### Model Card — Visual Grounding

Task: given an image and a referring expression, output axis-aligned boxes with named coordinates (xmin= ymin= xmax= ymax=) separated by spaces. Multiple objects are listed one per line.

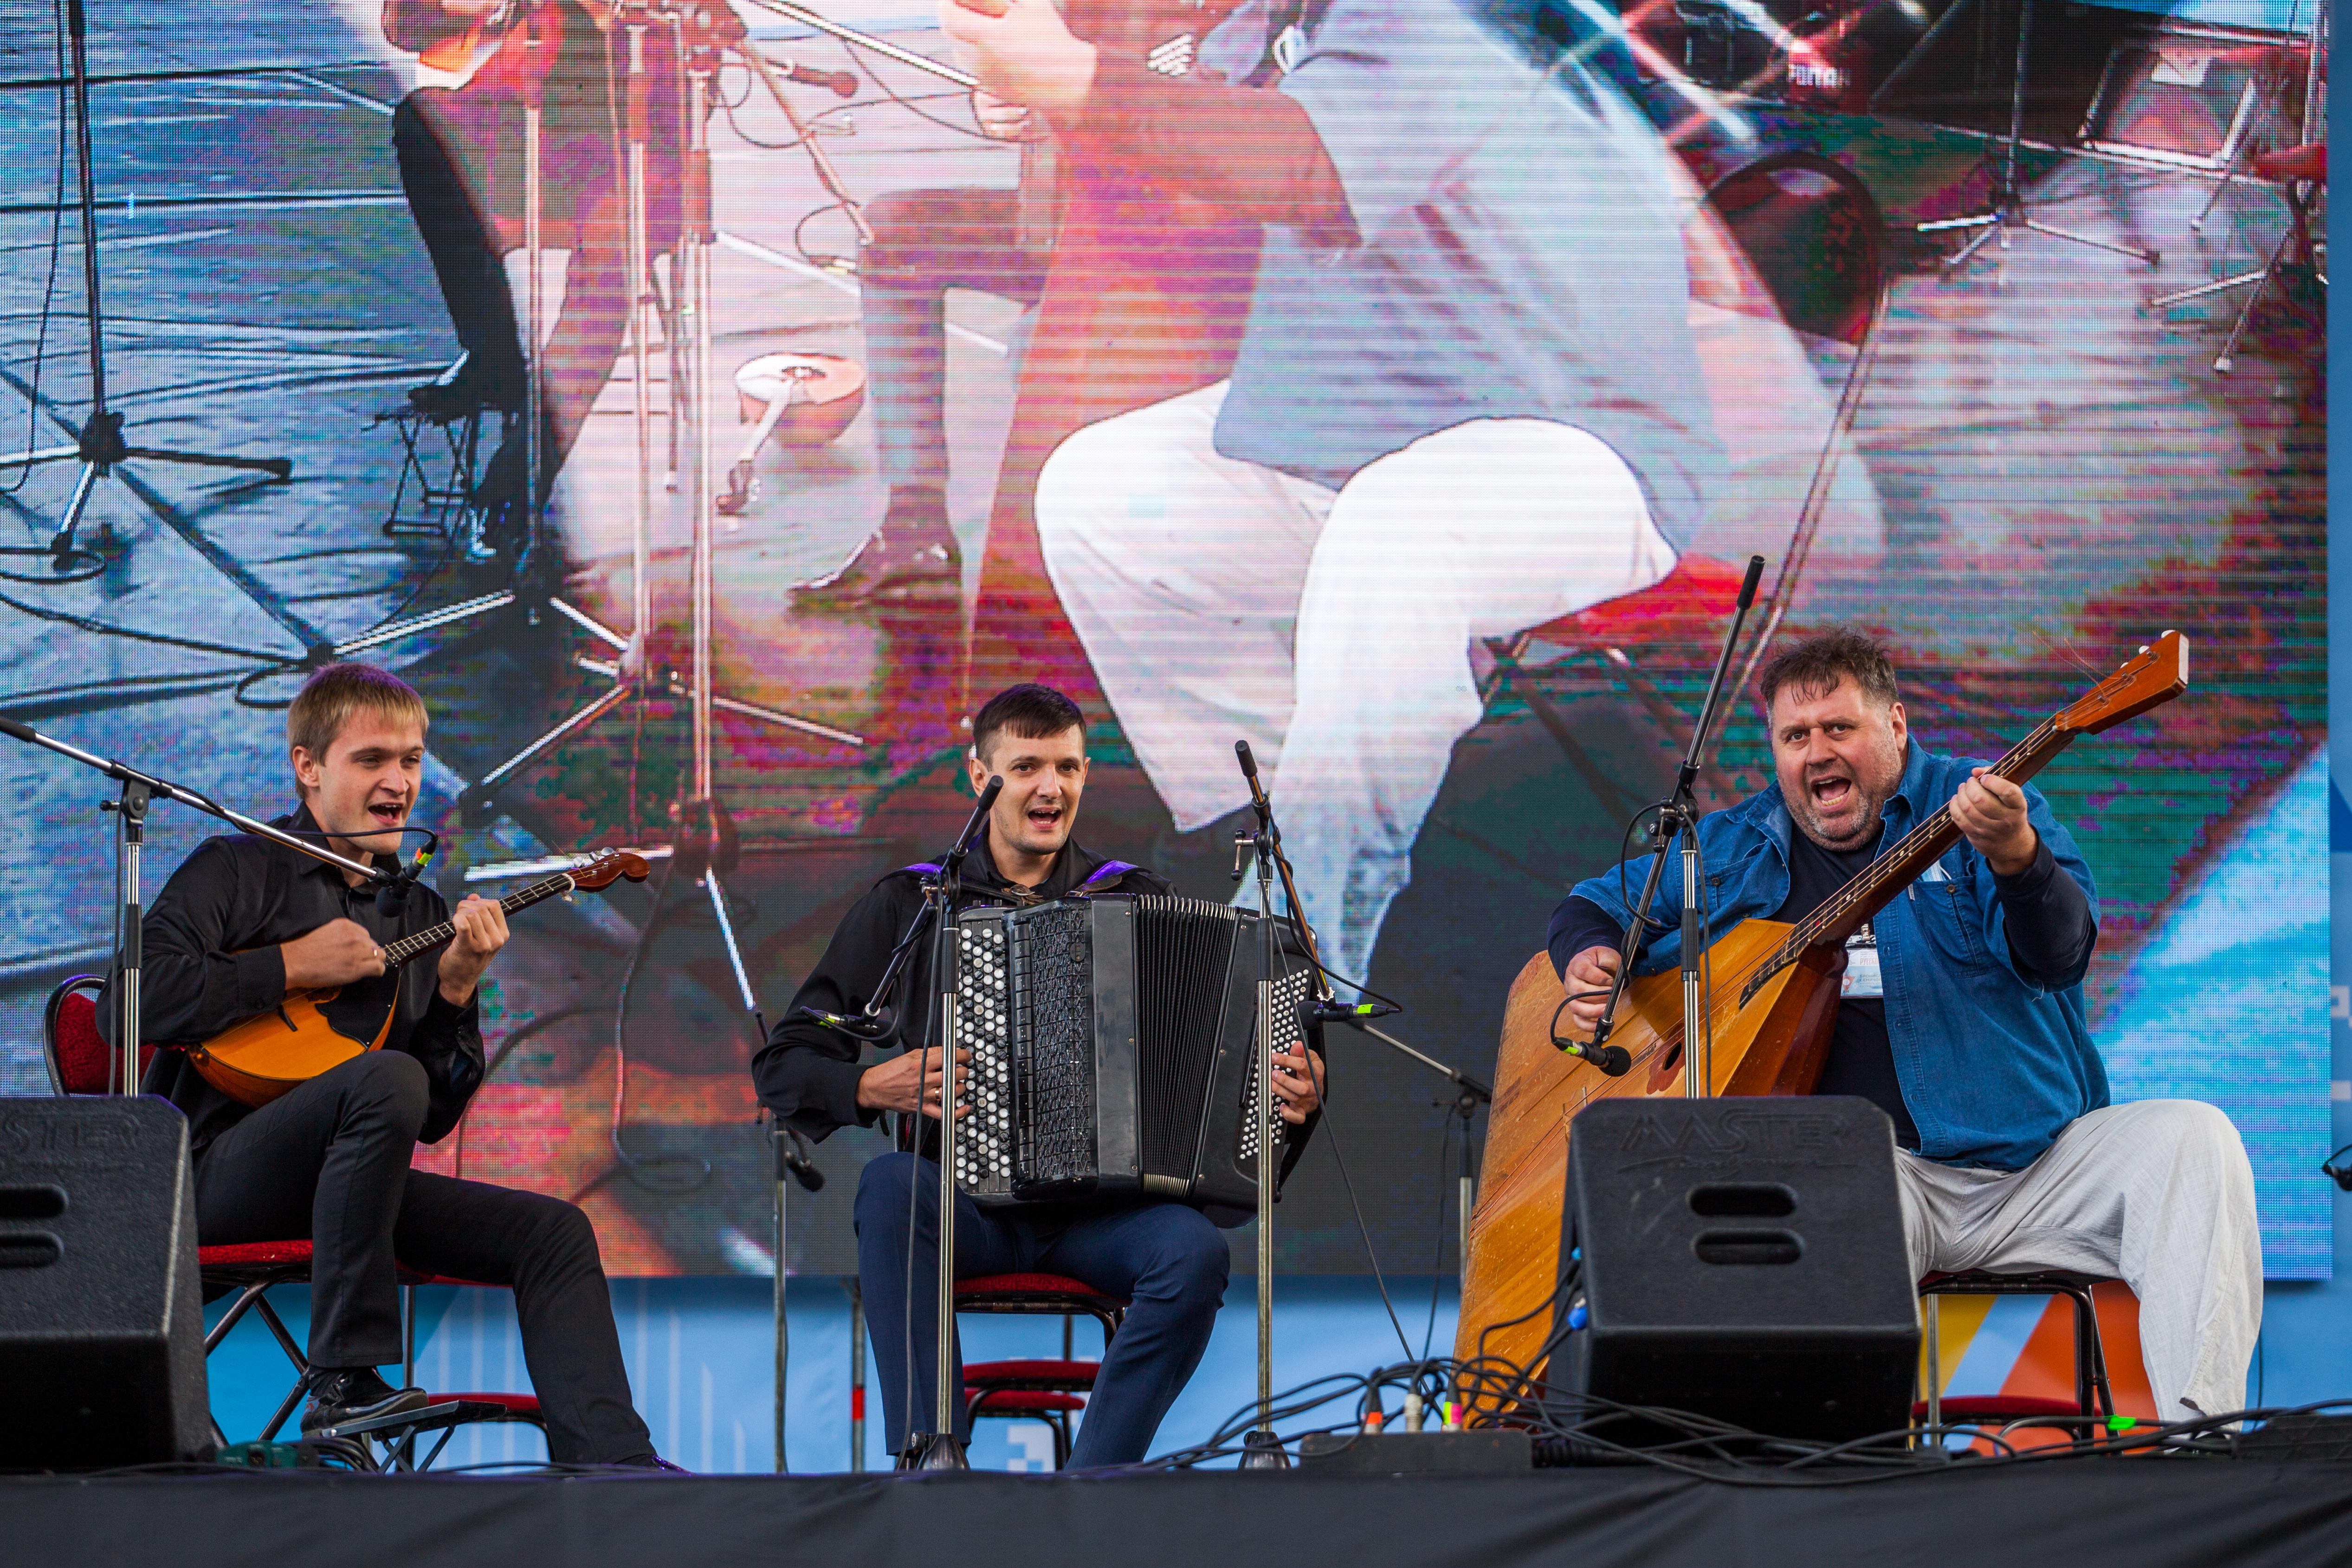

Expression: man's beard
xmin=1793 ymin=788 xmax=1887 ymax=851
xmin=1790 ymin=738 xmax=1904 ymax=852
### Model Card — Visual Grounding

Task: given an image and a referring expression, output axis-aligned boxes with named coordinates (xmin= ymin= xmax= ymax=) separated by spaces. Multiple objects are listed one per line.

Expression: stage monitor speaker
xmin=2079 ymin=23 xmax=2283 ymax=171
xmin=0 ymin=1097 xmax=211 ymax=1469
xmin=1550 ymin=1096 xmax=1918 ymax=1445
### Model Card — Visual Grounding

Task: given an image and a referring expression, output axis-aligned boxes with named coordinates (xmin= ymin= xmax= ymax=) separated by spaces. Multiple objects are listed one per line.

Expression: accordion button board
xmin=951 ymin=894 xmax=1312 ymax=1209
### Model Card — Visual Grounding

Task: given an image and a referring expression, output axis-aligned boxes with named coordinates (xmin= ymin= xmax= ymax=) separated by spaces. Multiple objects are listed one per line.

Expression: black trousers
xmin=859 ymin=188 xmax=1048 ymax=493
xmin=391 ymin=89 xmax=632 ymax=503
xmin=193 ymin=1052 xmax=653 ymax=1465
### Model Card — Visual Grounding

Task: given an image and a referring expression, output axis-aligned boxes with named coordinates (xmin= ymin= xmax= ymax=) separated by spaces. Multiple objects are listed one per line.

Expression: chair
xmin=1480 ymin=151 xmax=1890 ymax=784
xmin=952 ymin=1272 xmax=1128 ymax=1471
xmin=2151 ymin=141 xmax=2326 ymax=375
xmin=1916 ymin=1269 xmax=2119 ymax=1437
xmin=965 ymin=1372 xmax=1091 ymax=1469
xmin=41 ymin=977 xmax=546 ymax=1469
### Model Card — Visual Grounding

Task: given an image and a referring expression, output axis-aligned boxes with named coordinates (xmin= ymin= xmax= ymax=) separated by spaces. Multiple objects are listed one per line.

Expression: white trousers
xmin=1037 ymin=381 xmax=1675 ymax=986
xmin=1898 ymin=1099 xmax=2262 ymax=1423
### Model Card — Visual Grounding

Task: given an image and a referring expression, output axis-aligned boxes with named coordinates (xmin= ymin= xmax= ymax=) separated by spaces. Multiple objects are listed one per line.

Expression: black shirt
xmin=1779 ymin=827 xmax=1915 ymax=1147
xmin=753 ymin=833 xmax=1321 ymax=1187
xmin=1550 ymin=828 xmax=2098 ymax=1151
xmin=97 ymin=804 xmax=484 ymax=1155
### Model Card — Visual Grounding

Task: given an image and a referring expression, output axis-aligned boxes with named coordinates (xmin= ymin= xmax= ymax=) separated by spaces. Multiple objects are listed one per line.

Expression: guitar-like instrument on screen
xmin=1453 ymin=632 xmax=2190 ymax=1416
xmin=186 ymin=849 xmax=651 ymax=1108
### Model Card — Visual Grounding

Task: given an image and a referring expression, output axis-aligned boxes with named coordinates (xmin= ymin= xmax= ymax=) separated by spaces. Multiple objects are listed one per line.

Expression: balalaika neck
xmin=377 ymin=871 xmax=577 ymax=968
xmin=1738 ymin=721 xmax=2076 ymax=1004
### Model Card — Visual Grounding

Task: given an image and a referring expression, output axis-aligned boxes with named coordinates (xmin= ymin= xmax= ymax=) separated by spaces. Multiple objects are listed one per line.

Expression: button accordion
xmin=949 ymin=895 xmax=1312 ymax=1208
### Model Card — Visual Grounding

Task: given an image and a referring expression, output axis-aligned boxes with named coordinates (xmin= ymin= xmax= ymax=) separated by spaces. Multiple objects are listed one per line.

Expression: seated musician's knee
xmin=1136 ymin=1204 xmax=1230 ymax=1310
xmin=527 ymin=1194 xmax=603 ymax=1268
xmin=336 ymin=1050 xmax=429 ymax=1134
xmin=853 ymin=1152 xmax=923 ymax=1237
xmin=1036 ymin=406 xmax=1201 ymax=560
xmin=2128 ymin=1099 xmax=2249 ymax=1176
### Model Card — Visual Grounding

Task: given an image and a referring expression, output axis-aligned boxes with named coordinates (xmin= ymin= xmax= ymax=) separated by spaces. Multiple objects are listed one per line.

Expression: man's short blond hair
xmin=287 ymin=663 xmax=428 ymax=794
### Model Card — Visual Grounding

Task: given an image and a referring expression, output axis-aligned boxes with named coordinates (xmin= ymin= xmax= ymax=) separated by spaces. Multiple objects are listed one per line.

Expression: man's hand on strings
xmin=857 ymin=1047 xmax=972 ymax=1119
xmin=1564 ymin=944 xmax=1622 ymax=1037
xmin=940 ymin=0 xmax=1097 ymax=121
xmin=437 ymin=894 xmax=510 ymax=1005
xmin=1950 ymin=767 xmax=2038 ymax=876
xmin=973 ymin=88 xmax=1043 ymax=141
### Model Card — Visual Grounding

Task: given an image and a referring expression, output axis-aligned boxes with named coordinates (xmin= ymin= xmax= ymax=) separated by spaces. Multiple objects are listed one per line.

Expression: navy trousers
xmin=855 ymin=1152 xmax=1229 ymax=1467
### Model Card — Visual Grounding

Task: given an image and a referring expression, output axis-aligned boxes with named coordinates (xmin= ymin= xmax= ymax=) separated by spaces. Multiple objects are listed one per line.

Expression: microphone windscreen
xmin=1235 ymin=739 xmax=1258 ymax=780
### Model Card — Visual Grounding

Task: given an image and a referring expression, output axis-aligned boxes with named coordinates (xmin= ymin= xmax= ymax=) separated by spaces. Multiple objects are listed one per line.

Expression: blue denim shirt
xmin=1552 ymin=742 xmax=2106 ymax=1171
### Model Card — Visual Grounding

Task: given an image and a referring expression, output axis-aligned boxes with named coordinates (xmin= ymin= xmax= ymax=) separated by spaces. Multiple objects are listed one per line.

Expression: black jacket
xmin=753 ymin=834 xmax=1320 ymax=1188
xmin=98 ymin=805 xmax=484 ymax=1154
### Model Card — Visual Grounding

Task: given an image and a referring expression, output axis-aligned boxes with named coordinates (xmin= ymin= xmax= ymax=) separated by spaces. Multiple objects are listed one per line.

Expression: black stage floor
xmin=12 ymin=1461 xmax=2352 ymax=1568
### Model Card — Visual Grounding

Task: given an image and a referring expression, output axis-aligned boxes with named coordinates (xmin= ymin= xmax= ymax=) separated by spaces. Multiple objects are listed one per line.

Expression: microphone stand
xmin=1227 ymin=744 xmax=1494 ymax=1309
xmin=1579 ymin=555 xmax=1766 ymax=1097
xmin=797 ymin=774 xmax=1000 ymax=1470
xmin=770 ymin=1113 xmax=822 ymax=1473
xmin=897 ymin=773 xmax=998 ymax=1471
xmin=0 ymin=0 xmax=292 ymax=583
xmin=0 ymin=712 xmax=395 ymax=1096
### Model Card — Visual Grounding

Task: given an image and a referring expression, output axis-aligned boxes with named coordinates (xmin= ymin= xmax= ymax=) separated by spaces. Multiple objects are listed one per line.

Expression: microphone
xmin=1736 ymin=553 xmax=1765 ymax=610
xmin=775 ymin=1127 xmax=826 ymax=1193
xmin=1566 ymin=1040 xmax=1633 ymax=1077
xmin=1235 ymin=738 xmax=1259 ymax=781
xmin=969 ymin=773 xmax=1004 ymax=823
xmin=767 ymin=54 xmax=859 ymax=96
xmin=374 ymin=848 xmax=430 ymax=917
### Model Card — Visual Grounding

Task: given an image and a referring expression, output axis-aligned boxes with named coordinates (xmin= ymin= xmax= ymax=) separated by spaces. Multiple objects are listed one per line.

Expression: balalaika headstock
xmin=2053 ymin=630 xmax=2189 ymax=736
xmin=567 ymin=848 xmax=654 ymax=891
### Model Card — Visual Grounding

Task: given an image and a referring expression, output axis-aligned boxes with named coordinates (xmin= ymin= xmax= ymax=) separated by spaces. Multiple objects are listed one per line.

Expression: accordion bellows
xmin=950 ymin=895 xmax=1310 ymax=1208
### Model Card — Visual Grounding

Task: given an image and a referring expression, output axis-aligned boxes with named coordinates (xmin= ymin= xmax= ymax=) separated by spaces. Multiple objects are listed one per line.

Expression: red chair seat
xmin=2253 ymin=143 xmax=2326 ymax=183
xmin=1520 ymin=553 xmax=1747 ymax=652
xmin=968 ymin=1388 xmax=1086 ymax=1417
xmin=198 ymin=1241 xmax=316 ymax=1285
xmin=434 ymin=1391 xmax=544 ymax=1421
xmin=963 ymin=1358 xmax=1101 ymax=1393
xmin=955 ymin=1273 xmax=1128 ymax=1312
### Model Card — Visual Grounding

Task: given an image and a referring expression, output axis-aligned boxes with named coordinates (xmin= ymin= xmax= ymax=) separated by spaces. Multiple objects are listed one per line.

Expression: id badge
xmin=1842 ymin=928 xmax=1883 ymax=999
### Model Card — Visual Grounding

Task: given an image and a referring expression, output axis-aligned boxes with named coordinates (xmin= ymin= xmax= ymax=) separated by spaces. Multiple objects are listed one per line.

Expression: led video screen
xmin=0 ymin=0 xmax=2327 ymax=1278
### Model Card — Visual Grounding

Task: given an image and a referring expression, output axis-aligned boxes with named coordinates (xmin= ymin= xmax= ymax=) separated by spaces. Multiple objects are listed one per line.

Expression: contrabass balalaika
xmin=949 ymin=894 xmax=1312 ymax=1208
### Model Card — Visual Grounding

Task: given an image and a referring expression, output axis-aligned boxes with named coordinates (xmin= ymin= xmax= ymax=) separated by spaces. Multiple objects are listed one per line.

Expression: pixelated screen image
xmin=0 ymin=0 xmax=2326 ymax=1277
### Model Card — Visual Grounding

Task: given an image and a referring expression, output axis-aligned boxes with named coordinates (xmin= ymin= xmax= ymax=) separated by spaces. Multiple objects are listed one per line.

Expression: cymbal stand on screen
xmin=458 ymin=0 xmax=862 ymax=834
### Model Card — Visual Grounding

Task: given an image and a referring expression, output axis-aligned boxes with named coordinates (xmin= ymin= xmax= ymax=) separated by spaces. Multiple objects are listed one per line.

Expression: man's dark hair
xmin=971 ymin=683 xmax=1085 ymax=761
xmin=1755 ymin=628 xmax=1900 ymax=717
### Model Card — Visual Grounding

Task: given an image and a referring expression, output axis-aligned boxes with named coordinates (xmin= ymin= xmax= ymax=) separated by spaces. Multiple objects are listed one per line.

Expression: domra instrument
xmin=185 ymin=849 xmax=650 ymax=1108
xmin=1454 ymin=633 xmax=2190 ymax=1416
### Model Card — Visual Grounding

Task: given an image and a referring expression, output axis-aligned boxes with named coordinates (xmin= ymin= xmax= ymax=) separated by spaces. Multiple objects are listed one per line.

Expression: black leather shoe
xmin=300 ymin=1368 xmax=431 ymax=1434
xmin=408 ymin=350 xmax=523 ymax=422
xmin=796 ymin=486 xmax=960 ymax=611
